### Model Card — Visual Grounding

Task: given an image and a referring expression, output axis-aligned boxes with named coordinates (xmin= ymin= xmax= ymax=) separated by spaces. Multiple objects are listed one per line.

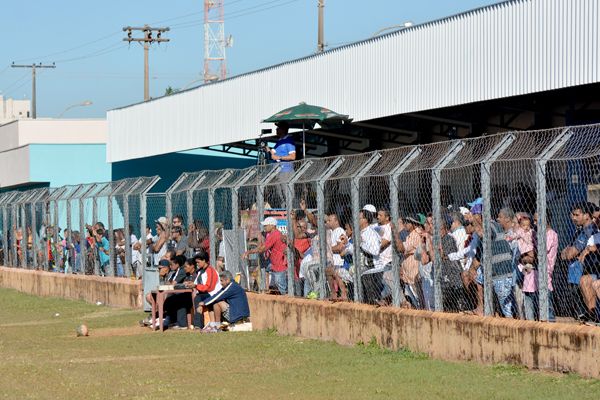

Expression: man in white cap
xmin=243 ymin=217 xmax=288 ymax=294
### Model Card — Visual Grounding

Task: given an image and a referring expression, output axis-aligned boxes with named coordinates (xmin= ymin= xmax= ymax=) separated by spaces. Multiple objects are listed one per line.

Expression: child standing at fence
xmin=515 ymin=213 xmax=539 ymax=320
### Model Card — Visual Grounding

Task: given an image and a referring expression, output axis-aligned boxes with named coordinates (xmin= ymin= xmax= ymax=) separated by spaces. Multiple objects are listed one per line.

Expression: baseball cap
xmin=261 ymin=217 xmax=278 ymax=226
xmin=405 ymin=214 xmax=424 ymax=226
xmin=470 ymin=204 xmax=483 ymax=215
xmin=155 ymin=216 xmax=168 ymax=225
xmin=158 ymin=259 xmax=170 ymax=267
xmin=362 ymin=204 xmax=376 ymax=213
xmin=459 ymin=207 xmax=471 ymax=216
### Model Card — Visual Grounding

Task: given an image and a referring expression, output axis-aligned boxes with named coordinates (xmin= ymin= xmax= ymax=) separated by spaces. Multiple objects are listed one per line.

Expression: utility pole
xmin=10 ymin=62 xmax=55 ymax=119
xmin=317 ymin=0 xmax=325 ymax=53
xmin=123 ymin=25 xmax=170 ymax=101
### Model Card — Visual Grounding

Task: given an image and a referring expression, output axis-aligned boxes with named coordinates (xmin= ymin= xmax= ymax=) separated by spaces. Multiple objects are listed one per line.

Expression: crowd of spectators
xmin=251 ymin=197 xmax=600 ymax=325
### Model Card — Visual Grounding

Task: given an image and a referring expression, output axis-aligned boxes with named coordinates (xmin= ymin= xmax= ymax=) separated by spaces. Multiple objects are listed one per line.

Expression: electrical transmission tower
xmin=204 ymin=0 xmax=232 ymax=83
xmin=123 ymin=25 xmax=170 ymax=101
xmin=11 ymin=62 xmax=55 ymax=119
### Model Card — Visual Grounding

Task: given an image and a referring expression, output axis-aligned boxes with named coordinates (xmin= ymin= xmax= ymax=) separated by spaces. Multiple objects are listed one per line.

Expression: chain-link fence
xmin=3 ymin=124 xmax=600 ymax=324
xmin=0 ymin=177 xmax=159 ymax=278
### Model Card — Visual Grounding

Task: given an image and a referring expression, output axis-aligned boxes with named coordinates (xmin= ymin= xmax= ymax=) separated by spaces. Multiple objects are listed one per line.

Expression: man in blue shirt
xmin=561 ymin=201 xmax=598 ymax=320
xmin=199 ymin=270 xmax=250 ymax=332
xmin=265 ymin=122 xmax=296 ymax=207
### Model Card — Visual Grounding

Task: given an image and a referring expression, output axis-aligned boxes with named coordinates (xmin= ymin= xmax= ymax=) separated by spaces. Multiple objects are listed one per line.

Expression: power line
xmin=1 ymin=70 xmax=31 ymax=93
xmin=53 ymin=43 xmax=124 ymax=64
xmin=150 ymin=0 xmax=247 ymax=25
xmin=12 ymin=32 xmax=121 ymax=63
xmin=171 ymin=0 xmax=300 ymax=30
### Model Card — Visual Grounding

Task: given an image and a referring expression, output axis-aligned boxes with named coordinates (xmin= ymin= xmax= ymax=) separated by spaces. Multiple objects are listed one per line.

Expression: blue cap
xmin=467 ymin=197 xmax=483 ymax=207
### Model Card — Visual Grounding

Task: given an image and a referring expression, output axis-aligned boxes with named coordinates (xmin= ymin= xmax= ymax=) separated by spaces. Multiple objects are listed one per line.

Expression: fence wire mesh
xmin=3 ymin=124 xmax=600 ymax=324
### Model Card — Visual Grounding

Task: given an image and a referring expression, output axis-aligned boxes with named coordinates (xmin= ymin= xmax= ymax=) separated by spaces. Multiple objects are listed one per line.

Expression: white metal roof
xmin=107 ymin=0 xmax=600 ymax=162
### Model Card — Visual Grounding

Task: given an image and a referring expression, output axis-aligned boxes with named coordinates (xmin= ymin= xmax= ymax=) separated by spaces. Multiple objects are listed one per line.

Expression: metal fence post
xmin=432 ymin=141 xmax=465 ymax=312
xmin=1 ymin=198 xmax=8 ymax=266
xmin=30 ymin=201 xmax=37 ymax=269
xmin=208 ymin=171 xmax=234 ymax=268
xmin=107 ymin=193 xmax=115 ymax=276
xmin=388 ymin=147 xmax=422 ymax=307
xmin=230 ymin=169 xmax=256 ymax=288
xmin=20 ymin=199 xmax=27 ymax=268
xmin=256 ymin=165 xmax=281 ymax=292
xmin=480 ymin=134 xmax=516 ymax=316
xmin=350 ymin=153 xmax=382 ymax=303
xmin=12 ymin=203 xmax=19 ymax=267
xmin=123 ymin=179 xmax=146 ymax=278
xmin=285 ymin=161 xmax=313 ymax=297
xmin=79 ymin=184 xmax=97 ymax=275
xmin=536 ymin=128 xmax=572 ymax=321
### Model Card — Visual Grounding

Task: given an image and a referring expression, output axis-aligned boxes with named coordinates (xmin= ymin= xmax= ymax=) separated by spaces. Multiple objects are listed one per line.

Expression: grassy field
xmin=1 ymin=288 xmax=599 ymax=400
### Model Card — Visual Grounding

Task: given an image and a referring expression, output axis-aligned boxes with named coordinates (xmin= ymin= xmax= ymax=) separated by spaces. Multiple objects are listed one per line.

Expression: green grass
xmin=0 ymin=288 xmax=599 ymax=399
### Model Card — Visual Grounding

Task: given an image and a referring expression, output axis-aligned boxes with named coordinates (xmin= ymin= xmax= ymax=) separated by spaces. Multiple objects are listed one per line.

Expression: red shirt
xmin=294 ymin=237 xmax=311 ymax=279
xmin=264 ymin=229 xmax=287 ymax=272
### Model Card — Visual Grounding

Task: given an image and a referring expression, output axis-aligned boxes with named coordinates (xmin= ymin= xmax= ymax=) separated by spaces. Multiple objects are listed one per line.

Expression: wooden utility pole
xmin=123 ymin=25 xmax=170 ymax=101
xmin=317 ymin=0 xmax=325 ymax=53
xmin=10 ymin=62 xmax=56 ymax=119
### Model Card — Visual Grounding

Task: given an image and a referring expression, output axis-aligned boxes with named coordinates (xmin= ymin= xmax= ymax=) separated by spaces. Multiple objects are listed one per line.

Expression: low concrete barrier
xmin=1 ymin=267 xmax=598 ymax=378
xmin=0 ymin=266 xmax=141 ymax=308
xmin=247 ymin=293 xmax=600 ymax=379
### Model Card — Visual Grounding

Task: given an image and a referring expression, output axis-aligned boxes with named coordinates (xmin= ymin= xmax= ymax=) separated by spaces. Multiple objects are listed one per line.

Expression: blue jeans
xmin=419 ymin=263 xmax=435 ymax=311
xmin=523 ymin=292 xmax=538 ymax=321
xmin=270 ymin=271 xmax=288 ymax=295
xmin=492 ymin=274 xmax=514 ymax=318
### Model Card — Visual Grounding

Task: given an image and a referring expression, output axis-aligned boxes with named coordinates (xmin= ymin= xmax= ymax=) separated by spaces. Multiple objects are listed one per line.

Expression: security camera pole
xmin=122 ymin=25 xmax=170 ymax=101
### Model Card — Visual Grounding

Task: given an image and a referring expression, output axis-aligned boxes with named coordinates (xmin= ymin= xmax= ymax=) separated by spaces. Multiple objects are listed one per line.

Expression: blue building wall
xmin=29 ymin=144 xmax=111 ymax=187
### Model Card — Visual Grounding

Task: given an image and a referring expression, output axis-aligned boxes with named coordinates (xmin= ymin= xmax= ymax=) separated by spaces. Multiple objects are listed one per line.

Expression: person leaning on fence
xmin=377 ymin=209 xmax=394 ymax=304
xmin=357 ymin=207 xmax=383 ymax=304
xmin=438 ymin=215 xmax=465 ymax=312
xmin=577 ymin=227 xmax=600 ymax=324
xmin=528 ymin=211 xmax=559 ymax=322
xmin=170 ymin=225 xmax=188 ymax=257
xmin=93 ymin=227 xmax=110 ymax=276
xmin=561 ymin=201 xmax=598 ymax=321
xmin=476 ymin=205 xmax=515 ymax=318
xmin=325 ymin=212 xmax=349 ymax=301
xmin=243 ymin=217 xmax=288 ymax=295
xmin=190 ymin=250 xmax=222 ymax=329
xmin=151 ymin=217 xmax=169 ymax=266
xmin=198 ymin=270 xmax=250 ymax=333
xmin=394 ymin=214 xmax=424 ymax=308
xmin=187 ymin=219 xmax=210 ymax=258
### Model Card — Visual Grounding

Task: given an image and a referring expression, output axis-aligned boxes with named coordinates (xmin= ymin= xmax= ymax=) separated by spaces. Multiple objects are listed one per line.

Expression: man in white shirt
xmin=377 ymin=209 xmax=394 ymax=302
xmin=326 ymin=213 xmax=349 ymax=300
xmin=358 ymin=208 xmax=382 ymax=303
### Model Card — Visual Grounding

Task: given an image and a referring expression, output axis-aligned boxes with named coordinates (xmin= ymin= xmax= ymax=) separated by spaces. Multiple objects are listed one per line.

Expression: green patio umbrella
xmin=262 ymin=102 xmax=350 ymax=157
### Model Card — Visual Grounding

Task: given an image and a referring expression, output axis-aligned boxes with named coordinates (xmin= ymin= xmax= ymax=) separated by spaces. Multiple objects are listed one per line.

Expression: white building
xmin=0 ymin=119 xmax=110 ymax=191
xmin=0 ymin=96 xmax=31 ymax=125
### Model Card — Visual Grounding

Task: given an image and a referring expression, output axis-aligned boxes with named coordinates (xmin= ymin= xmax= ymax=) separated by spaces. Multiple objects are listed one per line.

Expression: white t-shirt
xmin=131 ymin=234 xmax=142 ymax=264
xmin=152 ymin=235 xmax=167 ymax=266
xmin=378 ymin=223 xmax=393 ymax=266
xmin=330 ymin=227 xmax=345 ymax=267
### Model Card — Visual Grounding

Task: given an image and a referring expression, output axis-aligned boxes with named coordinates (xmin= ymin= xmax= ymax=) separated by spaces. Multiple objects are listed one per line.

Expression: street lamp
xmin=57 ymin=100 xmax=93 ymax=118
xmin=372 ymin=21 xmax=414 ymax=38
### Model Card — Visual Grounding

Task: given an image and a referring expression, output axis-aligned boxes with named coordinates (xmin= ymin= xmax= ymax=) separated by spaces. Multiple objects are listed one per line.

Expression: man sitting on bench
xmin=198 ymin=270 xmax=250 ymax=332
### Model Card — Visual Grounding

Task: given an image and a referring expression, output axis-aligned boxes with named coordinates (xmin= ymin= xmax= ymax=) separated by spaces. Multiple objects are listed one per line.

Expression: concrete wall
xmin=247 ymin=294 xmax=600 ymax=379
xmin=0 ymin=267 xmax=141 ymax=309
xmin=1 ymin=267 xmax=598 ymax=379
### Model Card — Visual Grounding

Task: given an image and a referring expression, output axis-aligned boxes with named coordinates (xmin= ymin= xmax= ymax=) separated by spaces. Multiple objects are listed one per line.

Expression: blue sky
xmin=0 ymin=0 xmax=501 ymax=118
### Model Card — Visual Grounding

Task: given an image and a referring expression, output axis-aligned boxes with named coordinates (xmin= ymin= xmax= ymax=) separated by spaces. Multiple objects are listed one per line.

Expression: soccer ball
xmin=76 ymin=324 xmax=89 ymax=337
